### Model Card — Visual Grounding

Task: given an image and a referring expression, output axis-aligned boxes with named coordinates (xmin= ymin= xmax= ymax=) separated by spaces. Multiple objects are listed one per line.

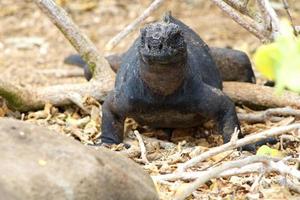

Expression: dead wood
xmin=174 ymin=155 xmax=300 ymax=200
xmin=105 ymin=0 xmax=166 ymax=50
xmin=34 ymin=0 xmax=115 ymax=83
xmin=223 ymin=82 xmax=300 ymax=109
xmin=211 ymin=0 xmax=282 ymax=42
xmin=238 ymin=107 xmax=300 ymax=123
xmin=0 ymin=80 xmax=109 ymax=112
xmin=177 ymin=123 xmax=300 ymax=172
xmin=2 ymin=80 xmax=300 ymax=112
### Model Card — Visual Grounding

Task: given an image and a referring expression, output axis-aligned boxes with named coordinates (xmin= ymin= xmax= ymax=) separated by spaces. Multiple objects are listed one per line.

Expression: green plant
xmin=254 ymin=21 xmax=300 ymax=93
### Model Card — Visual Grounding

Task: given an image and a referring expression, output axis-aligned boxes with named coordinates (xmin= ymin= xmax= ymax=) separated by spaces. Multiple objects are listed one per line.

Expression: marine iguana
xmin=98 ymin=14 xmax=259 ymax=150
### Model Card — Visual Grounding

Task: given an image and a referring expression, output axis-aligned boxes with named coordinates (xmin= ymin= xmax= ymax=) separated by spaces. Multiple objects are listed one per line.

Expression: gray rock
xmin=0 ymin=118 xmax=158 ymax=200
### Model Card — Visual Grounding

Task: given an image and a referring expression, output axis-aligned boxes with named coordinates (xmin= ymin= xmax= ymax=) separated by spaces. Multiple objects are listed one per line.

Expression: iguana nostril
xmin=147 ymin=44 xmax=151 ymax=50
xmin=159 ymin=44 xmax=163 ymax=50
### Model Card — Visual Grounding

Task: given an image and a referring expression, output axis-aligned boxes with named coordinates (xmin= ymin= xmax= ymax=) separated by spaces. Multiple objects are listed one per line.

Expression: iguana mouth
xmin=139 ymin=22 xmax=186 ymax=64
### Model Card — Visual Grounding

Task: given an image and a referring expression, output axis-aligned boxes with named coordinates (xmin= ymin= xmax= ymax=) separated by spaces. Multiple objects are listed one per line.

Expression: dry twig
xmin=238 ymin=107 xmax=300 ymax=123
xmin=177 ymin=123 xmax=300 ymax=172
xmin=134 ymin=130 xmax=149 ymax=164
xmin=153 ymin=163 xmax=263 ymax=182
xmin=211 ymin=0 xmax=283 ymax=42
xmin=173 ymin=156 xmax=300 ymax=200
xmin=105 ymin=0 xmax=166 ymax=50
xmin=281 ymin=0 xmax=298 ymax=36
xmin=211 ymin=0 xmax=265 ymax=40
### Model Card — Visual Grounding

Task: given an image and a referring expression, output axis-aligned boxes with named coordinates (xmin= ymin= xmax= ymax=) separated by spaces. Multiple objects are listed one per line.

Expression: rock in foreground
xmin=0 ymin=118 xmax=158 ymax=200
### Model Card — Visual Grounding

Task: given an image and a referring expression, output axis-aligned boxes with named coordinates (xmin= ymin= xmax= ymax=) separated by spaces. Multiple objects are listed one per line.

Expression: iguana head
xmin=139 ymin=22 xmax=186 ymax=65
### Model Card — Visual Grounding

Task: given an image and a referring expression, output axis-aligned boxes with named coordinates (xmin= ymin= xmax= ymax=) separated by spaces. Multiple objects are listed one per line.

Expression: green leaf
xmin=253 ymin=21 xmax=300 ymax=93
xmin=256 ymin=145 xmax=284 ymax=158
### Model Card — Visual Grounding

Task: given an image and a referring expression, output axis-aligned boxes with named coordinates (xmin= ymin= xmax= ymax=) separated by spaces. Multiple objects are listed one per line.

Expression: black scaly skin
xmin=100 ymin=14 xmax=256 ymax=151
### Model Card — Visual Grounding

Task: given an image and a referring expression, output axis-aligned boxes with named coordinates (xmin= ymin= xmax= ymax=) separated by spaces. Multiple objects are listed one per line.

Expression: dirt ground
xmin=1 ymin=0 xmax=300 ymax=199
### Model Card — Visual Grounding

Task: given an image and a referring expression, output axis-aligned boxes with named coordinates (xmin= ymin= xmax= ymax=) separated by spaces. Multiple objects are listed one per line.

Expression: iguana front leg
xmin=100 ymin=93 xmax=125 ymax=144
xmin=197 ymin=84 xmax=256 ymax=151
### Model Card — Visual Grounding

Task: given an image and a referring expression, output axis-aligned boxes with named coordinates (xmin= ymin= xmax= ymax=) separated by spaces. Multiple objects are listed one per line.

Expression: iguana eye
xmin=140 ymin=29 xmax=147 ymax=46
xmin=169 ymin=32 xmax=182 ymax=47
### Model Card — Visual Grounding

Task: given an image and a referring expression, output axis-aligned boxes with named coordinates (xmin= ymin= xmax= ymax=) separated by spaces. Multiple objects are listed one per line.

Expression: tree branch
xmin=174 ymin=156 xmax=284 ymax=200
xmin=238 ymin=107 xmax=300 ymax=123
xmin=223 ymin=82 xmax=300 ymax=109
xmin=210 ymin=0 xmax=266 ymax=41
xmin=105 ymin=0 xmax=166 ymax=50
xmin=0 ymin=80 xmax=109 ymax=112
xmin=177 ymin=123 xmax=300 ymax=172
xmin=174 ymin=156 xmax=300 ymax=200
xmin=34 ymin=0 xmax=114 ymax=82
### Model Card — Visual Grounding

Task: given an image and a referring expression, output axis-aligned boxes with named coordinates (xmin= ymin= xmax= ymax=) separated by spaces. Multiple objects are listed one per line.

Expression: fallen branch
xmin=177 ymin=123 xmax=300 ymax=172
xmin=238 ymin=107 xmax=300 ymax=123
xmin=0 ymin=80 xmax=109 ymax=112
xmin=152 ymin=162 xmax=262 ymax=182
xmin=279 ymin=177 xmax=300 ymax=194
xmin=105 ymin=0 xmax=166 ymax=50
xmin=173 ymin=156 xmax=300 ymax=200
xmin=154 ymin=162 xmax=300 ymax=194
xmin=223 ymin=82 xmax=300 ymax=109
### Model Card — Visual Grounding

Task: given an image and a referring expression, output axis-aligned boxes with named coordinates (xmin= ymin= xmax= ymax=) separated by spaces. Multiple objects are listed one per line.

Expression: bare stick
xmin=154 ymin=159 xmax=300 ymax=182
xmin=256 ymin=0 xmax=281 ymax=39
xmin=34 ymin=0 xmax=114 ymax=82
xmin=177 ymin=123 xmax=300 ymax=172
xmin=174 ymin=156 xmax=278 ymax=200
xmin=152 ymin=163 xmax=263 ymax=182
xmin=238 ymin=107 xmax=300 ymax=123
xmin=250 ymin=173 xmax=264 ymax=192
xmin=174 ymin=156 xmax=300 ymax=200
xmin=105 ymin=0 xmax=166 ymax=50
xmin=279 ymin=177 xmax=300 ymax=194
xmin=225 ymin=0 xmax=249 ymax=13
xmin=210 ymin=0 xmax=266 ymax=41
xmin=134 ymin=130 xmax=149 ymax=164
xmin=281 ymin=0 xmax=298 ymax=36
